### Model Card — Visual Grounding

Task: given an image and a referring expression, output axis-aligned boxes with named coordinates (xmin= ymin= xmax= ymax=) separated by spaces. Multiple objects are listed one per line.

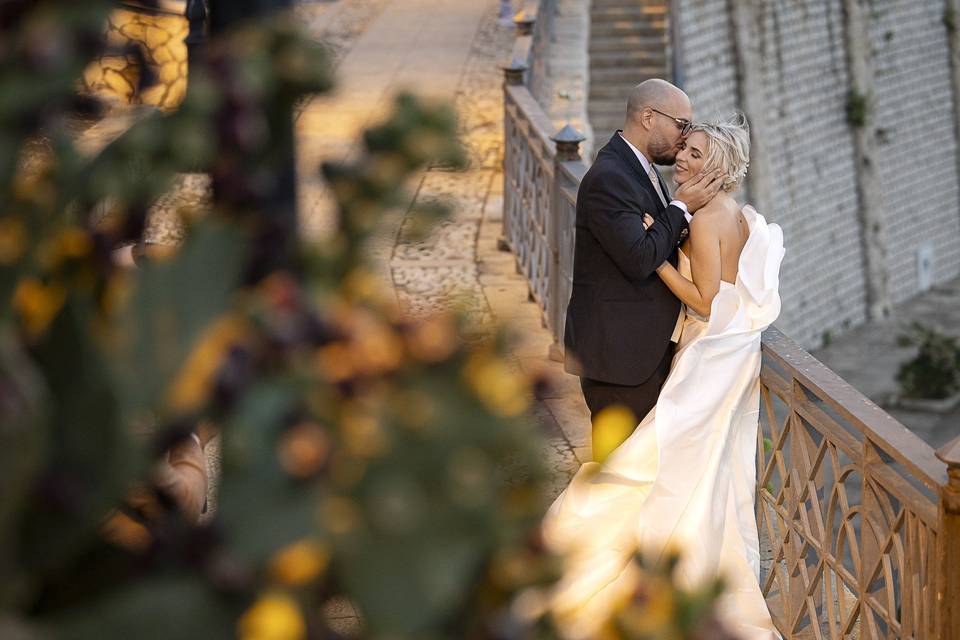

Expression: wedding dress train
xmin=543 ymin=205 xmax=785 ymax=640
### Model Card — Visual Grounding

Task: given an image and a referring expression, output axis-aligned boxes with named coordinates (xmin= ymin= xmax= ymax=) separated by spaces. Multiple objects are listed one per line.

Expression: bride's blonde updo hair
xmin=689 ymin=113 xmax=750 ymax=192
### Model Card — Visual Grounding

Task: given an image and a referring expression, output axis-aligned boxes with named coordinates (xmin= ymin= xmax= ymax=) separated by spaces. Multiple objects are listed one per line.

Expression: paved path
xmin=292 ymin=0 xmax=592 ymax=633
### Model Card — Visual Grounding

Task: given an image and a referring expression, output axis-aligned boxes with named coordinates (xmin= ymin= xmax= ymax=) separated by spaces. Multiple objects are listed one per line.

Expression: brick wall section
xmin=674 ymin=0 xmax=738 ymax=121
xmin=868 ymin=0 xmax=960 ymax=304
xmin=673 ymin=0 xmax=960 ymax=348
xmin=754 ymin=1 xmax=868 ymax=347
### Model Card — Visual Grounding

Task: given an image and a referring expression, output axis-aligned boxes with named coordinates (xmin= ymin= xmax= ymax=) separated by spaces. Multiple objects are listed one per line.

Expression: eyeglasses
xmin=649 ymin=107 xmax=692 ymax=136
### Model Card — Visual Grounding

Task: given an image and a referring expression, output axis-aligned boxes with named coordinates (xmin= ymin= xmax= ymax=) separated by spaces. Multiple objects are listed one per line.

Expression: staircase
xmin=587 ymin=0 xmax=671 ymax=150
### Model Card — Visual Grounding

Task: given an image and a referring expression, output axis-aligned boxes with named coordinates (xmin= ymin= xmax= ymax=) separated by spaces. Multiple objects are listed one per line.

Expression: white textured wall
xmin=868 ymin=0 xmax=960 ymax=304
xmin=674 ymin=0 xmax=960 ymax=348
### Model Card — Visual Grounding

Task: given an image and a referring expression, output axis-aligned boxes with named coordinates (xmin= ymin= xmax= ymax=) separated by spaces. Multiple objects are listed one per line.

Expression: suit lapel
xmin=608 ymin=131 xmax=666 ymax=212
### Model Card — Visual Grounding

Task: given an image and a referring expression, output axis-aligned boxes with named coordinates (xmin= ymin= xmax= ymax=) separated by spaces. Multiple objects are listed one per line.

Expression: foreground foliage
xmin=0 ymin=2 xmax=733 ymax=638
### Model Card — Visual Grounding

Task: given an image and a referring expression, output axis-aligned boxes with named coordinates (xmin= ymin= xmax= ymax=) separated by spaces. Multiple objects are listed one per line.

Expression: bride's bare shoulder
xmin=692 ymin=197 xmax=741 ymax=230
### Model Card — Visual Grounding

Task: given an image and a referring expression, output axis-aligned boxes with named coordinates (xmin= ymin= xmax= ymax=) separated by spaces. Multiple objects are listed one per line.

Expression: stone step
xmin=589 ymin=66 xmax=669 ymax=83
xmin=588 ymin=83 xmax=667 ymax=102
xmin=591 ymin=5 xmax=668 ymax=24
xmin=591 ymin=0 xmax=668 ymax=10
xmin=588 ymin=34 xmax=668 ymax=53
xmin=591 ymin=22 xmax=667 ymax=40
xmin=589 ymin=48 xmax=668 ymax=66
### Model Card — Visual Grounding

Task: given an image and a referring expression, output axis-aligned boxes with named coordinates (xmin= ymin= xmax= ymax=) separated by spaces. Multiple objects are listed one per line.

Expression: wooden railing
xmin=500 ymin=11 xmax=960 ymax=639
xmin=758 ymin=327 xmax=957 ymax=638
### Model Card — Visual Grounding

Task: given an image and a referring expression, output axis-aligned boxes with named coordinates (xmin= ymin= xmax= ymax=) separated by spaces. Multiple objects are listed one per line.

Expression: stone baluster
xmin=547 ymin=124 xmax=585 ymax=359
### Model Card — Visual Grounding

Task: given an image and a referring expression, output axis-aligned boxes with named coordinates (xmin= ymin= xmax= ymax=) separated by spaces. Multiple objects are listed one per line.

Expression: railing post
xmin=499 ymin=59 xmax=528 ymax=254
xmin=502 ymin=57 xmax=528 ymax=87
xmin=547 ymin=124 xmax=584 ymax=362
xmin=936 ymin=436 xmax=960 ymax=639
xmin=513 ymin=8 xmax=535 ymax=36
xmin=498 ymin=0 xmax=514 ymax=26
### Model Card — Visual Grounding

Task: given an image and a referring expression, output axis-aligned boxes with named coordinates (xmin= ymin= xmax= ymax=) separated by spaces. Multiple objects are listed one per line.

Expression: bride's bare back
xmin=680 ymin=192 xmax=749 ymax=285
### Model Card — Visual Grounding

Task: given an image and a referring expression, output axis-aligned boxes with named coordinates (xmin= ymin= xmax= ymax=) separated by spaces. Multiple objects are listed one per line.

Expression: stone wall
xmin=674 ymin=0 xmax=960 ymax=348
xmin=868 ymin=0 xmax=960 ymax=304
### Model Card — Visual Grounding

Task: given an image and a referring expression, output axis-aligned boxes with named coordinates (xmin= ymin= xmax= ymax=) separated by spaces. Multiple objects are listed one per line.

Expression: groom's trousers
xmin=580 ymin=342 xmax=673 ymax=454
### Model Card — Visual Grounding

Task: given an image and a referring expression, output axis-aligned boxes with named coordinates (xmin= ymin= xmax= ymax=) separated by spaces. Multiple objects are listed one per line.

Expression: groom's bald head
xmin=623 ymin=79 xmax=692 ymax=165
xmin=626 ymin=79 xmax=691 ymax=125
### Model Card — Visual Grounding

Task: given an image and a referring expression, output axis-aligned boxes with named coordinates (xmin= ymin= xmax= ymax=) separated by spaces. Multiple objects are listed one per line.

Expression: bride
xmin=542 ymin=114 xmax=785 ymax=640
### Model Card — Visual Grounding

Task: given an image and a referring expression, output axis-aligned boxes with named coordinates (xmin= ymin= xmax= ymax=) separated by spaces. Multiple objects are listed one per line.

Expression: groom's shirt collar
xmin=619 ymin=132 xmax=653 ymax=175
xmin=618 ymin=132 xmax=691 ymax=221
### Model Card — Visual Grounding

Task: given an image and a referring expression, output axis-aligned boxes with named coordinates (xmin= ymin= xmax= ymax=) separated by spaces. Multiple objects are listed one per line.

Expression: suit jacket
xmin=563 ymin=132 xmax=689 ymax=385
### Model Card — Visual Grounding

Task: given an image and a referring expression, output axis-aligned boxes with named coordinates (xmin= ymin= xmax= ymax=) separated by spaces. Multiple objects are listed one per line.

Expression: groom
xmin=563 ymin=79 xmax=723 ymax=455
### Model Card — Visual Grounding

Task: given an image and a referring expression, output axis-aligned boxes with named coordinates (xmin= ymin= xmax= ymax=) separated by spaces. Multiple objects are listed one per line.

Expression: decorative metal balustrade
xmin=500 ymin=10 xmax=959 ymax=639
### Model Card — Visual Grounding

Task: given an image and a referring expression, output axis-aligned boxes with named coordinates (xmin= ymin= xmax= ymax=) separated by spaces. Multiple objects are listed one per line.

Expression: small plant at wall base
xmin=895 ymin=322 xmax=960 ymax=400
xmin=846 ymin=89 xmax=870 ymax=128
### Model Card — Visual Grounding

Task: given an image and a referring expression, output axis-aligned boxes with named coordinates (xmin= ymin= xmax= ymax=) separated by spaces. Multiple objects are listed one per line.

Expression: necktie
xmin=650 ymin=164 xmax=685 ymax=343
xmin=648 ymin=165 xmax=667 ymax=207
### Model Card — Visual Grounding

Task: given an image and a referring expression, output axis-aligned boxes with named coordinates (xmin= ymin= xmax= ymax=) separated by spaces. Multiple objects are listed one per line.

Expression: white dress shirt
xmin=619 ymin=133 xmax=693 ymax=223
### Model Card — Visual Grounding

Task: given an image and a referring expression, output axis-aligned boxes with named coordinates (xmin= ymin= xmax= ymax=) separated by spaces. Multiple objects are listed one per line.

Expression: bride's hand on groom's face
xmin=674 ymin=169 xmax=725 ymax=213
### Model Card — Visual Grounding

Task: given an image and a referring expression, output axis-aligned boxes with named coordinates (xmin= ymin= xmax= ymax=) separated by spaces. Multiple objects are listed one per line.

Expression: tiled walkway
xmin=292 ymin=0 xmax=591 ymax=633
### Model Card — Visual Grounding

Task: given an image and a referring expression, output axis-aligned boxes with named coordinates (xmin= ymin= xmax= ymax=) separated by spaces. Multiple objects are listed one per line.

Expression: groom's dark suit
xmin=564 ymin=131 xmax=689 ymax=424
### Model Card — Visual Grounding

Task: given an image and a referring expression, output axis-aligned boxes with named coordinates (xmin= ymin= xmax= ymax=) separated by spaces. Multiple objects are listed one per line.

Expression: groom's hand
xmin=674 ymin=169 xmax=725 ymax=213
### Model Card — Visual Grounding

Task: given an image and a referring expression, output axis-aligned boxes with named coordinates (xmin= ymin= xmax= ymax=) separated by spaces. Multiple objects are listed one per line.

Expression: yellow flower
xmin=463 ymin=351 xmax=530 ymax=417
xmin=38 ymin=226 xmax=92 ymax=270
xmin=352 ymin=322 xmax=404 ymax=375
xmin=392 ymin=389 xmax=436 ymax=431
xmin=165 ymin=315 xmax=248 ymax=413
xmin=0 ymin=217 xmax=26 ymax=264
xmin=101 ymin=510 xmax=151 ymax=552
xmin=319 ymin=496 xmax=361 ymax=535
xmin=238 ymin=592 xmax=306 ymax=640
xmin=13 ymin=278 xmax=66 ymax=338
xmin=315 ymin=342 xmax=355 ymax=382
xmin=269 ymin=540 xmax=330 ymax=587
xmin=341 ymin=409 xmax=389 ymax=458
xmin=405 ymin=314 xmax=458 ymax=362
xmin=591 ymin=404 xmax=636 ymax=464
xmin=277 ymin=422 xmax=331 ymax=478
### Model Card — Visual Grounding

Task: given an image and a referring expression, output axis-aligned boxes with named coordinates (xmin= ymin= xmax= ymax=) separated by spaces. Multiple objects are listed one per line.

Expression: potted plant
xmin=895 ymin=321 xmax=960 ymax=412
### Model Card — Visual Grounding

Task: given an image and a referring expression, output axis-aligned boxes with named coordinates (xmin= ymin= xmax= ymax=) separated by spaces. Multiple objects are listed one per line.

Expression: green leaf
xmin=18 ymin=299 xmax=144 ymax=576
xmin=50 ymin=575 xmax=235 ymax=640
xmin=111 ymin=219 xmax=248 ymax=416
xmin=0 ymin=327 xmax=49 ymax=607
xmin=217 ymin=380 xmax=314 ymax=564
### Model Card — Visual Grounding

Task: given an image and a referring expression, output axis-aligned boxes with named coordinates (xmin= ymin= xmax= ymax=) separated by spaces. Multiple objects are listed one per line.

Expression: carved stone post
xmin=514 ymin=8 xmax=535 ymax=36
xmin=936 ymin=437 xmax=960 ymax=639
xmin=502 ymin=58 xmax=528 ymax=87
xmin=547 ymin=124 xmax=585 ymax=361
xmin=552 ymin=123 xmax=585 ymax=162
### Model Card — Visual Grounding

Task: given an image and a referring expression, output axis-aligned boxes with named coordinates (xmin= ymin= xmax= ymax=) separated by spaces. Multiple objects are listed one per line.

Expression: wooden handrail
xmin=762 ymin=327 xmax=947 ymax=492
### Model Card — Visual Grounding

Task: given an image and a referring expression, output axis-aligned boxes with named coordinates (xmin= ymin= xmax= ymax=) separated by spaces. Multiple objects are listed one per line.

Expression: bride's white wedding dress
xmin=543 ymin=205 xmax=784 ymax=640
